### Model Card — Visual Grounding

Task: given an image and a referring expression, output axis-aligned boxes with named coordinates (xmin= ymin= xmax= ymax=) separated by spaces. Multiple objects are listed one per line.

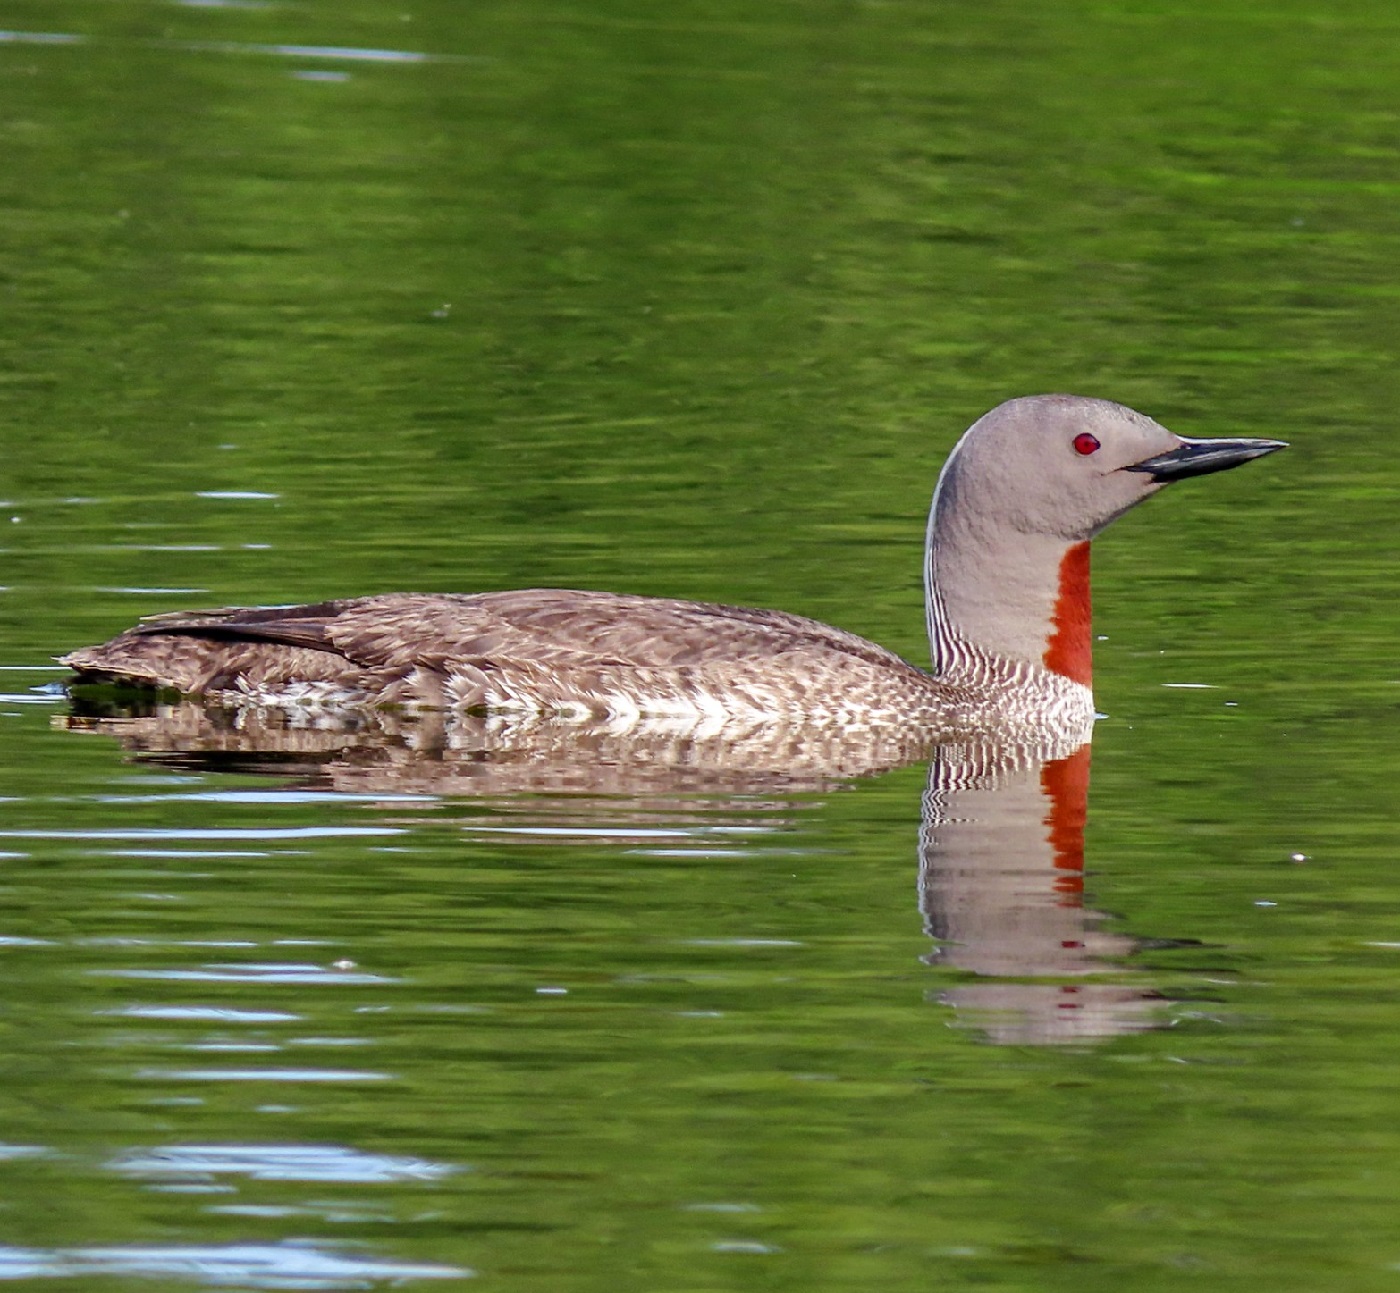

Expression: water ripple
xmin=111 ymin=1143 xmax=457 ymax=1183
xmin=0 ymin=30 xmax=82 ymax=45
xmin=94 ymin=962 xmax=394 ymax=985
xmin=0 ymin=1241 xmax=467 ymax=1286
xmin=196 ymin=491 xmax=280 ymax=500
xmin=0 ymin=827 xmax=403 ymax=840
xmin=0 ymin=29 xmax=483 ymax=66
xmin=106 ymin=1006 xmax=301 ymax=1022
xmin=181 ymin=40 xmax=437 ymax=62
xmin=137 ymin=1068 xmax=392 ymax=1083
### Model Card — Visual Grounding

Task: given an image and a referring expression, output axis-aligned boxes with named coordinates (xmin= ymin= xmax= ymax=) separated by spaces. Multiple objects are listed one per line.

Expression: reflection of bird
xmin=62 ymin=395 xmax=1284 ymax=739
xmin=919 ymin=742 xmax=1164 ymax=1045
xmin=61 ymin=701 xmax=1170 ymax=1045
xmin=59 ymin=702 xmax=945 ymax=796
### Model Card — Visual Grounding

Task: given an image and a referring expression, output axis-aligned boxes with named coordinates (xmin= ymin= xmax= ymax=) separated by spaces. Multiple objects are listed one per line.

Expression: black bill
xmin=1123 ymin=435 xmax=1289 ymax=483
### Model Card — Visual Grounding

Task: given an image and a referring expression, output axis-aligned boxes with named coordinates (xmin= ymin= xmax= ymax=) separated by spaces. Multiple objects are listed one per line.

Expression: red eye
xmin=1073 ymin=432 xmax=1101 ymax=456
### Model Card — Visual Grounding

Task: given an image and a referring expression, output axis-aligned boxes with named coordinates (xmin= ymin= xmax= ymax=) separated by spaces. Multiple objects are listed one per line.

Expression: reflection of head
xmin=929 ymin=982 xmax=1165 ymax=1047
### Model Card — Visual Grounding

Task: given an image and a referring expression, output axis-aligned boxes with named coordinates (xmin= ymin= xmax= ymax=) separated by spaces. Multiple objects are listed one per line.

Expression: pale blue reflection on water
xmin=0 ymin=1243 xmax=467 ymax=1287
xmin=110 ymin=1145 xmax=458 ymax=1183
xmin=96 ymin=964 xmax=395 ymax=985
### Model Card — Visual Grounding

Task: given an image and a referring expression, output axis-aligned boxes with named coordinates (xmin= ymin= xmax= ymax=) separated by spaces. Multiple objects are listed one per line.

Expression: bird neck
xmin=924 ymin=499 xmax=1093 ymax=690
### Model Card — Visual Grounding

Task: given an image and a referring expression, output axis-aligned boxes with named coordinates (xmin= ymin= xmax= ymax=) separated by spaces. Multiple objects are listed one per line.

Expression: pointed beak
xmin=1122 ymin=435 xmax=1289 ymax=483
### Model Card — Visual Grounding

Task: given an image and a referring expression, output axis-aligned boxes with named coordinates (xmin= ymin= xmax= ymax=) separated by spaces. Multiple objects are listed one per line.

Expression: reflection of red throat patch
xmin=1043 ymin=542 xmax=1092 ymax=687
xmin=1041 ymin=742 xmax=1090 ymax=900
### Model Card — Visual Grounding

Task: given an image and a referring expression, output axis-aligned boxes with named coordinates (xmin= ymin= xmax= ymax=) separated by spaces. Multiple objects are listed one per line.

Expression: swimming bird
xmin=61 ymin=395 xmax=1285 ymax=737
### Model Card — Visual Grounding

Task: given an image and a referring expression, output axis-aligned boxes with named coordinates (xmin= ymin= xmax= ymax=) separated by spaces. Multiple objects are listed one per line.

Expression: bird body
xmin=62 ymin=395 xmax=1286 ymax=739
xmin=64 ymin=588 xmax=1092 ymax=737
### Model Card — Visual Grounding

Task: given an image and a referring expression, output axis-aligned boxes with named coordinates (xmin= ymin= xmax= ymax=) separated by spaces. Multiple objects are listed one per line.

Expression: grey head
xmin=932 ymin=394 xmax=1287 ymax=545
xmin=924 ymin=394 xmax=1287 ymax=681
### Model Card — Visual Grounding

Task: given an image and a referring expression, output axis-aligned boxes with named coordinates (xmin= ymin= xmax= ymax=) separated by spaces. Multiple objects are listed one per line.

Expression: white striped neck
xmin=923 ymin=456 xmax=1094 ymax=695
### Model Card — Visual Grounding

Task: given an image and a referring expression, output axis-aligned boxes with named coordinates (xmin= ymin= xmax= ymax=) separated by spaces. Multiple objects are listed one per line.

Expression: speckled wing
xmin=331 ymin=589 xmax=921 ymax=672
xmin=63 ymin=588 xmax=929 ymax=700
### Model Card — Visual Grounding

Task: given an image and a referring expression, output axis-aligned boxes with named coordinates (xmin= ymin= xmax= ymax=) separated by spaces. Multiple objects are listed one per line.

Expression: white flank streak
xmin=599 ymin=693 xmax=641 ymax=729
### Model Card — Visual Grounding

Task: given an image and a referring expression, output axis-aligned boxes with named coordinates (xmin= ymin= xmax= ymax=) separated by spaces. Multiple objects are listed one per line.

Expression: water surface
xmin=2 ymin=0 xmax=1399 ymax=1288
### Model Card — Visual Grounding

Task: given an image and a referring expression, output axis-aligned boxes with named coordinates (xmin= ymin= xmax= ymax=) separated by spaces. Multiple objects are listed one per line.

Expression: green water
xmin=2 ymin=0 xmax=1399 ymax=1287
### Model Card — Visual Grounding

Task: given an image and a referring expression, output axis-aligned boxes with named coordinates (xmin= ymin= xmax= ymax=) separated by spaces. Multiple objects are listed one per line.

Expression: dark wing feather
xmin=136 ymin=609 xmax=341 ymax=657
xmin=138 ymin=599 xmax=350 ymax=630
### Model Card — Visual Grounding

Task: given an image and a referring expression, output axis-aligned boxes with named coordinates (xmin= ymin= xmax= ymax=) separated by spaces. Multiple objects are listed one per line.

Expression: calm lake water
xmin=2 ymin=0 xmax=1400 ymax=1288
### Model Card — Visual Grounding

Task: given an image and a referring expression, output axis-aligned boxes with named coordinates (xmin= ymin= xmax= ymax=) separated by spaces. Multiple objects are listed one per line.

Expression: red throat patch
xmin=1043 ymin=542 xmax=1092 ymax=687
